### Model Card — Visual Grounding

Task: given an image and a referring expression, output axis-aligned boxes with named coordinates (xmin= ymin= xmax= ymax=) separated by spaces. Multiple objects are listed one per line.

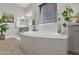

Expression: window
xmin=39 ymin=3 xmax=57 ymax=23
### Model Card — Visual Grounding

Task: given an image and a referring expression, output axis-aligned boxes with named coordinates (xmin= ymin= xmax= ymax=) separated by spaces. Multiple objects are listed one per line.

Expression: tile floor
xmin=0 ymin=38 xmax=25 ymax=55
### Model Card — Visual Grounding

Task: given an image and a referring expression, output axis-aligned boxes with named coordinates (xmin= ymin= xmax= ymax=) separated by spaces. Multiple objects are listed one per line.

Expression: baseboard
xmin=68 ymin=51 xmax=79 ymax=55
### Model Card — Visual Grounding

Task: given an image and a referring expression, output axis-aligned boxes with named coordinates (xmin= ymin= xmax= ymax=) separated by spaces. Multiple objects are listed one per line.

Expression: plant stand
xmin=0 ymin=35 xmax=5 ymax=40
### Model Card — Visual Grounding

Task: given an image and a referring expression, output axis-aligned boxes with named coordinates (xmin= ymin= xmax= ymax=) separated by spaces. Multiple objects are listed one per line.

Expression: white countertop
xmin=69 ymin=23 xmax=79 ymax=26
xmin=20 ymin=31 xmax=68 ymax=39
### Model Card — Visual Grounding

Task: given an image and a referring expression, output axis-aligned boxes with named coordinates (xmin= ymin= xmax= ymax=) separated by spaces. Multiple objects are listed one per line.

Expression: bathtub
xmin=20 ymin=31 xmax=68 ymax=55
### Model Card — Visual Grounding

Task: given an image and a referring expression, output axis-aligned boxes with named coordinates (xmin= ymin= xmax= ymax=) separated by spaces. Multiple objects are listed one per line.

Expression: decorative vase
xmin=32 ymin=25 xmax=37 ymax=31
xmin=58 ymin=24 xmax=61 ymax=33
xmin=57 ymin=18 xmax=62 ymax=33
xmin=61 ymin=25 xmax=68 ymax=34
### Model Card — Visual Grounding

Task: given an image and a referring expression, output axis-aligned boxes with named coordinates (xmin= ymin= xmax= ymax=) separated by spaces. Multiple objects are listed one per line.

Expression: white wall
xmin=0 ymin=3 xmax=25 ymax=37
xmin=25 ymin=3 xmax=58 ymax=32
xmin=25 ymin=3 xmax=40 ymax=27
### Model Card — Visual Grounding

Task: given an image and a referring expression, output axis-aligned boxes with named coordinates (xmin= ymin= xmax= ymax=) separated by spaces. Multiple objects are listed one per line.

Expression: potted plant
xmin=0 ymin=15 xmax=8 ymax=40
xmin=62 ymin=6 xmax=74 ymax=27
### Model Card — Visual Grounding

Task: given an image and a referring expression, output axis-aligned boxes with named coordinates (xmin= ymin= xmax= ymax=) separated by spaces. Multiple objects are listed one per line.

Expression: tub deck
xmin=21 ymin=31 xmax=67 ymax=39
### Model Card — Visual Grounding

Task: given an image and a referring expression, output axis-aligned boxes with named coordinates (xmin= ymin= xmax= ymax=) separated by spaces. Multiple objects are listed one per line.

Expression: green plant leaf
xmin=62 ymin=6 xmax=74 ymax=23
xmin=64 ymin=17 xmax=70 ymax=21
xmin=0 ymin=16 xmax=2 ymax=19
xmin=0 ymin=15 xmax=9 ymax=34
xmin=69 ymin=9 xmax=74 ymax=13
xmin=62 ymin=10 xmax=68 ymax=17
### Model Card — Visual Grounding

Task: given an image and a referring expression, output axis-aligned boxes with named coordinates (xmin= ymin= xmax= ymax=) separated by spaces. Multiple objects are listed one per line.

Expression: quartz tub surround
xmin=20 ymin=31 xmax=68 ymax=55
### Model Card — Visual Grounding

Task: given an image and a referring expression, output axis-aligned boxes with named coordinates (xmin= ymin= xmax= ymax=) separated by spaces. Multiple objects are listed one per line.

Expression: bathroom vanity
xmin=68 ymin=23 xmax=79 ymax=54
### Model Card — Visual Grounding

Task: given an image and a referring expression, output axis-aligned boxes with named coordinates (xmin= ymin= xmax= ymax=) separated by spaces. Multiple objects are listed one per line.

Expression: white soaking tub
xmin=20 ymin=31 xmax=68 ymax=55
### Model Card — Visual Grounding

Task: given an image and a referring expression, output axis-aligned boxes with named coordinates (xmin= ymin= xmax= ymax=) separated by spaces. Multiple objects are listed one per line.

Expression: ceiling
xmin=16 ymin=3 xmax=30 ymax=8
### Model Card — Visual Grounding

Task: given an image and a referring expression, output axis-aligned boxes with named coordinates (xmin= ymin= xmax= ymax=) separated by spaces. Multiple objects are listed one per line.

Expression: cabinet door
xmin=68 ymin=28 xmax=73 ymax=51
xmin=73 ymin=31 xmax=79 ymax=53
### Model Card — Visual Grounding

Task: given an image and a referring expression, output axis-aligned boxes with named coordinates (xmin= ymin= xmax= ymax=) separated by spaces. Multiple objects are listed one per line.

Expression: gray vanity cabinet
xmin=68 ymin=24 xmax=79 ymax=53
